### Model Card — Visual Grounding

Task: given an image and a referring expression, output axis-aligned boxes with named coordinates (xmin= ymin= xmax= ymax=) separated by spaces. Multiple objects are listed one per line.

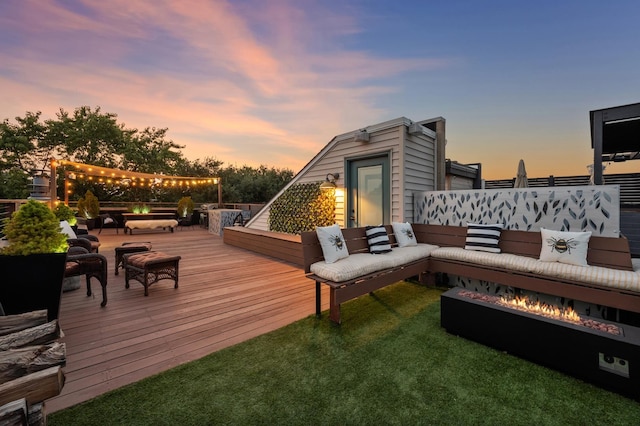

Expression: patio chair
xmin=68 ymin=234 xmax=101 ymax=253
xmin=178 ymin=213 xmax=193 ymax=230
xmin=64 ymin=246 xmax=108 ymax=307
xmin=98 ymin=213 xmax=119 ymax=234
xmin=191 ymin=210 xmax=201 ymax=226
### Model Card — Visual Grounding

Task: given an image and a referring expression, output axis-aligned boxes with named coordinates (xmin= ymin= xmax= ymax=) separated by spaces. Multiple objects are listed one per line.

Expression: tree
xmin=45 ymin=106 xmax=126 ymax=167
xmin=216 ymin=164 xmax=294 ymax=204
xmin=0 ymin=111 xmax=55 ymax=199
xmin=0 ymin=169 xmax=30 ymax=199
xmin=121 ymin=127 xmax=187 ymax=174
xmin=0 ymin=111 xmax=51 ymax=173
xmin=1 ymin=106 xmax=295 ymax=204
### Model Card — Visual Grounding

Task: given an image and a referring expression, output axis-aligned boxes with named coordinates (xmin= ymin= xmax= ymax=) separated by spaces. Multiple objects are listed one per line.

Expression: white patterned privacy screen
xmin=414 ymin=185 xmax=620 ymax=237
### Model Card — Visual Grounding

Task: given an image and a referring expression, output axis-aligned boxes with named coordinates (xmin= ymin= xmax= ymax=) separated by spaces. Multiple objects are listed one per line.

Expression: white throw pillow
xmin=539 ymin=228 xmax=592 ymax=266
xmin=464 ymin=223 xmax=503 ymax=253
xmin=365 ymin=225 xmax=392 ymax=254
xmin=392 ymin=222 xmax=417 ymax=247
xmin=59 ymin=220 xmax=77 ymax=239
xmin=316 ymin=224 xmax=349 ymax=264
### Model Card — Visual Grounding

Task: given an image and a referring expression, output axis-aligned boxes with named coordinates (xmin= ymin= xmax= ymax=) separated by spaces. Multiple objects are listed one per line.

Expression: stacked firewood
xmin=0 ymin=310 xmax=66 ymax=425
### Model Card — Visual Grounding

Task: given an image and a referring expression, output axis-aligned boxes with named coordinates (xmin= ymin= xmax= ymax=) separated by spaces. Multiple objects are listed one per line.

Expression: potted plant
xmin=0 ymin=200 xmax=69 ymax=320
xmin=131 ymin=203 xmax=150 ymax=214
xmin=77 ymin=190 xmax=100 ymax=229
xmin=54 ymin=203 xmax=77 ymax=227
xmin=177 ymin=196 xmax=194 ymax=218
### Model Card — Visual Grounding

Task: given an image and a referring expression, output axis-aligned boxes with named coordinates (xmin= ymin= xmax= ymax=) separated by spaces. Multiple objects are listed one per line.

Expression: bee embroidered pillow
xmin=316 ymin=224 xmax=349 ymax=264
xmin=539 ymin=228 xmax=592 ymax=266
xmin=392 ymin=222 xmax=417 ymax=247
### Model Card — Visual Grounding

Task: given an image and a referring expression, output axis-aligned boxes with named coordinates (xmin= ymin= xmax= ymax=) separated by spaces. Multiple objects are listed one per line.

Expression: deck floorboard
xmin=47 ymin=226 xmax=326 ymax=413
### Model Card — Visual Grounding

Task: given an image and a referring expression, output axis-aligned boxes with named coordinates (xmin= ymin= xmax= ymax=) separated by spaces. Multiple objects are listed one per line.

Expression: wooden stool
xmin=114 ymin=242 xmax=152 ymax=275
xmin=124 ymin=251 xmax=181 ymax=296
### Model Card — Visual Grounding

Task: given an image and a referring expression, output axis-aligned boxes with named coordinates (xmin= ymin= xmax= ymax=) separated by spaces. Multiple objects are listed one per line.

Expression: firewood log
xmin=28 ymin=402 xmax=45 ymax=426
xmin=0 ymin=366 xmax=65 ymax=406
xmin=0 ymin=398 xmax=27 ymax=425
xmin=0 ymin=311 xmax=48 ymax=337
xmin=0 ymin=321 xmax=60 ymax=351
xmin=0 ymin=342 xmax=66 ymax=383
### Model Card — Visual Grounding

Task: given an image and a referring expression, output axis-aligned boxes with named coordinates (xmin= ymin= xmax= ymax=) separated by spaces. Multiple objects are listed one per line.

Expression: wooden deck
xmin=47 ymin=226 xmax=325 ymax=413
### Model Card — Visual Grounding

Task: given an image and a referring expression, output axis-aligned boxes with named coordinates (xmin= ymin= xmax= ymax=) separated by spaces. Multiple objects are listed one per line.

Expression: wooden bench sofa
xmin=302 ymin=225 xmax=433 ymax=324
xmin=302 ymin=224 xmax=639 ymax=324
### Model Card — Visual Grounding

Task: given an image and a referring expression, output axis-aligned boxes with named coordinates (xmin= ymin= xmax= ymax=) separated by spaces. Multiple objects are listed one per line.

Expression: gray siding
xmin=402 ymin=129 xmax=436 ymax=222
xmin=247 ymin=116 xmax=439 ymax=231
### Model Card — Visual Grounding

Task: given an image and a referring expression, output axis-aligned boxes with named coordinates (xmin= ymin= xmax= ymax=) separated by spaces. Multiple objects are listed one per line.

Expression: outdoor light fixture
xmin=354 ymin=129 xmax=370 ymax=143
xmin=320 ymin=173 xmax=339 ymax=190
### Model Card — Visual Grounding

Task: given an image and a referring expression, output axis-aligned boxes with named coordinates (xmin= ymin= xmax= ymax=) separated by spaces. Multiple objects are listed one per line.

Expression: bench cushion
xmin=126 ymin=251 xmax=181 ymax=268
xmin=431 ymin=247 xmax=640 ymax=292
xmin=432 ymin=247 xmax=540 ymax=273
xmin=117 ymin=242 xmax=153 ymax=251
xmin=126 ymin=219 xmax=178 ymax=229
xmin=310 ymin=244 xmax=438 ymax=283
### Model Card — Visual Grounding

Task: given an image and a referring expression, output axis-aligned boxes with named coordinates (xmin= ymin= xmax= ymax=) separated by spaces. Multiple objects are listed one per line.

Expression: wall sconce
xmin=354 ymin=129 xmax=370 ymax=143
xmin=320 ymin=173 xmax=339 ymax=190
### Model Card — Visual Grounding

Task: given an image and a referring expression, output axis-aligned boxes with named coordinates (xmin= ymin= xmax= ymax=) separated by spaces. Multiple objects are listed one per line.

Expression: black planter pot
xmin=0 ymin=253 xmax=67 ymax=321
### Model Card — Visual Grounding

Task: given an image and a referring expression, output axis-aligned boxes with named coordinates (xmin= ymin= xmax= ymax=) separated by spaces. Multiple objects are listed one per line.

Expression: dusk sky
xmin=1 ymin=1 xmax=638 ymax=179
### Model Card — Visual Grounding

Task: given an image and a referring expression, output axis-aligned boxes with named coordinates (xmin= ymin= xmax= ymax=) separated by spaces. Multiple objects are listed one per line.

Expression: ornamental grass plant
xmin=49 ymin=283 xmax=640 ymax=425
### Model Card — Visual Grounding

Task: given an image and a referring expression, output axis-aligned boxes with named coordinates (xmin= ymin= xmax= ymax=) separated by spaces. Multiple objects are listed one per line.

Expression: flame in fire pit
xmin=498 ymin=296 xmax=581 ymax=323
xmin=457 ymin=290 xmax=622 ymax=335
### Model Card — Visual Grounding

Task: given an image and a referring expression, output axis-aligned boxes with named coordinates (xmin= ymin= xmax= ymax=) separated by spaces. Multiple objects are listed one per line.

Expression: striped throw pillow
xmin=464 ymin=223 xmax=503 ymax=253
xmin=365 ymin=225 xmax=392 ymax=254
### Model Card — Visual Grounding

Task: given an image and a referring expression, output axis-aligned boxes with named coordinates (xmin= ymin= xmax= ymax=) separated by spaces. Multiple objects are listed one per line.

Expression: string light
xmin=58 ymin=159 xmax=220 ymax=197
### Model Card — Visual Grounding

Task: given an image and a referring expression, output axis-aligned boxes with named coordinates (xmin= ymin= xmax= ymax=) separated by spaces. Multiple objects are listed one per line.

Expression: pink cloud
xmin=0 ymin=0 xmax=453 ymax=171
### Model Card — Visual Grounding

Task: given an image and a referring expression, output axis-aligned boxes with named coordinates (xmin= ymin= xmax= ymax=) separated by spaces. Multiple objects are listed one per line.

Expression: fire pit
xmin=441 ymin=287 xmax=640 ymax=399
xmin=457 ymin=290 xmax=623 ymax=335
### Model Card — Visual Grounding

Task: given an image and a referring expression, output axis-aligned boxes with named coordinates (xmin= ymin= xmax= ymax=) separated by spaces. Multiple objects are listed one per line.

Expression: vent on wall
xmin=408 ymin=123 xmax=423 ymax=135
xmin=354 ymin=129 xmax=370 ymax=143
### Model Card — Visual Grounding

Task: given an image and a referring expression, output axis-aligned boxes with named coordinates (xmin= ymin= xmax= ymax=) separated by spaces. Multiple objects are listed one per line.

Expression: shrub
xmin=77 ymin=190 xmax=100 ymax=219
xmin=177 ymin=196 xmax=194 ymax=217
xmin=1 ymin=200 xmax=68 ymax=255
xmin=53 ymin=203 xmax=77 ymax=226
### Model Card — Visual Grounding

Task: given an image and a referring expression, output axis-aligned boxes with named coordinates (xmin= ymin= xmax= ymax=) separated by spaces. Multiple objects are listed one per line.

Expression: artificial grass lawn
xmin=49 ymin=283 xmax=640 ymax=425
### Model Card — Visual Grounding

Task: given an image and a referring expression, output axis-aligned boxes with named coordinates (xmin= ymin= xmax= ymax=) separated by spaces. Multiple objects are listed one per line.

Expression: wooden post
xmin=64 ymin=171 xmax=69 ymax=206
xmin=435 ymin=118 xmax=446 ymax=190
xmin=217 ymin=178 xmax=222 ymax=208
xmin=49 ymin=158 xmax=57 ymax=209
xmin=592 ymin=111 xmax=604 ymax=186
